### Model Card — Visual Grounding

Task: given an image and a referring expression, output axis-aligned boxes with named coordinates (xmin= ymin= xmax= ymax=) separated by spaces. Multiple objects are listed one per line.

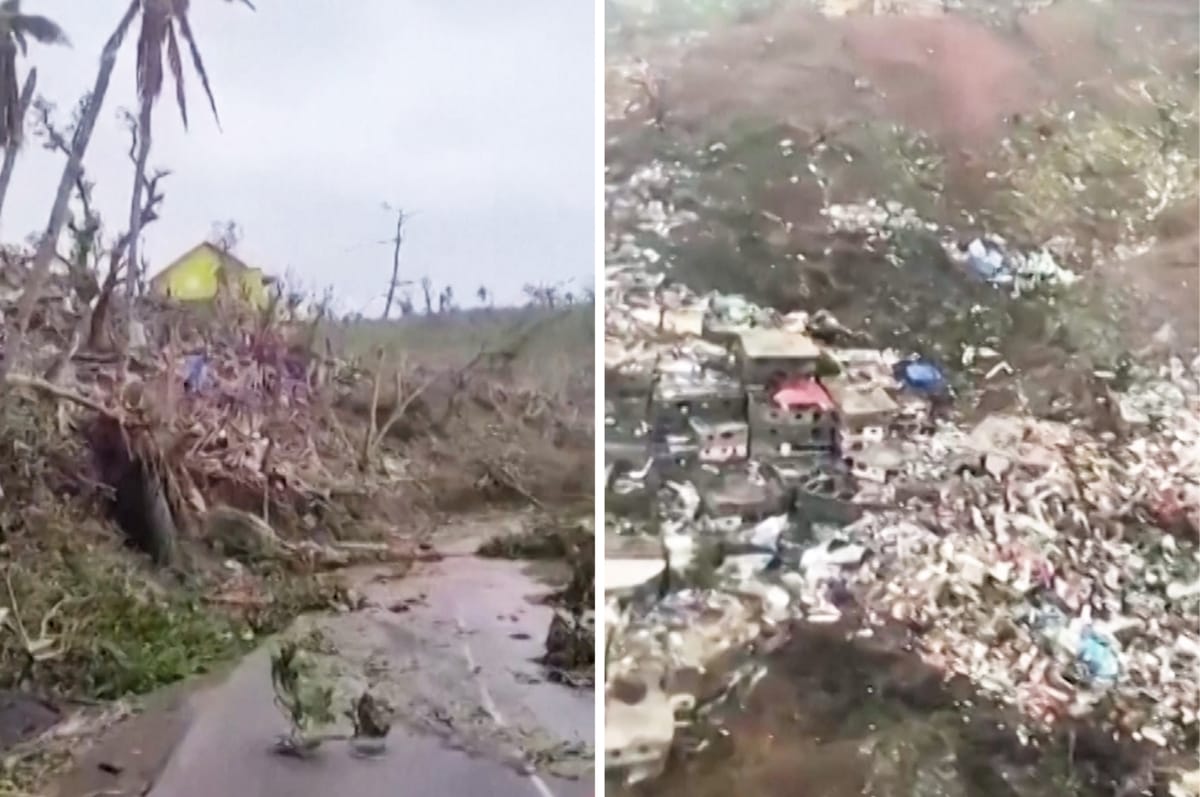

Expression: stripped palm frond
xmin=10 ymin=15 xmax=68 ymax=51
xmin=173 ymin=5 xmax=220 ymax=128
xmin=0 ymin=0 xmax=69 ymax=51
xmin=135 ymin=0 xmax=168 ymax=105
xmin=164 ymin=21 xmax=186 ymax=127
xmin=0 ymin=0 xmax=65 ymax=148
xmin=135 ymin=0 xmax=251 ymax=130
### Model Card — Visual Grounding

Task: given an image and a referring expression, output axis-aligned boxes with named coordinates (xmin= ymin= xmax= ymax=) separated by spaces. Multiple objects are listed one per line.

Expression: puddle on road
xmin=614 ymin=622 xmax=1171 ymax=797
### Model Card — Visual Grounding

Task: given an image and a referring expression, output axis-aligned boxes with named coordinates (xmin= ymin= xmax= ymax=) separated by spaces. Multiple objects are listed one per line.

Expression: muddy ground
xmin=617 ymin=619 xmax=1199 ymax=797
xmin=608 ymin=0 xmax=1199 ymax=380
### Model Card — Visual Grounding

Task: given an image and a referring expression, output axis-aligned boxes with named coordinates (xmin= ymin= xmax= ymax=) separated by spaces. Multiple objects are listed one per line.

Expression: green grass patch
xmin=1 ymin=547 xmax=250 ymax=701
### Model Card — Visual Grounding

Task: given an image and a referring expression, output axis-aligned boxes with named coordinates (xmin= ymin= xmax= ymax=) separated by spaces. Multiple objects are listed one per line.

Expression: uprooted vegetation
xmin=0 ymin=251 xmax=593 ymax=789
xmin=331 ymin=307 xmax=594 ymax=511
xmin=477 ymin=516 xmax=593 ymax=560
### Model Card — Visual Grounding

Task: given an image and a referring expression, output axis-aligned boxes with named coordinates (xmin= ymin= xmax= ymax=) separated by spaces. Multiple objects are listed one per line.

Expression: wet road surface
xmin=55 ymin=525 xmax=593 ymax=797
xmin=144 ymin=653 xmax=567 ymax=797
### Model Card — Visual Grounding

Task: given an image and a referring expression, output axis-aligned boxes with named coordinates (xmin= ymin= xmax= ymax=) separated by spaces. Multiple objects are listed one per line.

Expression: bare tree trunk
xmin=421 ymin=278 xmax=433 ymax=315
xmin=87 ymin=249 xmax=124 ymax=352
xmin=13 ymin=0 xmax=140 ymax=342
xmin=124 ymin=100 xmax=153 ymax=338
xmin=90 ymin=167 xmax=168 ymax=352
xmin=0 ymin=69 xmax=37 ymax=226
xmin=381 ymin=208 xmax=406 ymax=321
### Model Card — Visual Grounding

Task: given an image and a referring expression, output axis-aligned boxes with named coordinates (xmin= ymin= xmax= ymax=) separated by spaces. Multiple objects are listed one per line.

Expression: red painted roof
xmin=772 ymin=378 xmax=834 ymax=410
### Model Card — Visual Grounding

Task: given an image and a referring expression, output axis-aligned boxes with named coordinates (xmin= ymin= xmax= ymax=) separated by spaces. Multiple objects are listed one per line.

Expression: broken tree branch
xmin=4 ymin=373 xmax=121 ymax=420
xmin=34 ymin=98 xmax=97 ymax=234
xmin=357 ymin=309 xmax=573 ymax=469
xmin=360 ymin=347 xmax=386 ymax=468
xmin=36 ymin=98 xmax=104 ymax=302
xmin=86 ymin=115 xmax=170 ymax=352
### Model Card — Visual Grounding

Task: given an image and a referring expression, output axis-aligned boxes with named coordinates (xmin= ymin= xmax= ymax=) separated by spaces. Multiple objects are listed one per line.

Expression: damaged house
xmin=748 ymin=376 xmax=840 ymax=458
xmin=734 ymin=328 xmax=823 ymax=386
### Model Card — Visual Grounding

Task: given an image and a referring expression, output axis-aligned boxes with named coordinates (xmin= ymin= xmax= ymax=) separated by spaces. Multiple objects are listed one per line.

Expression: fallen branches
xmin=2 ymin=253 xmax=592 ymax=566
xmin=479 ymin=460 xmax=545 ymax=509
xmin=3 ymin=570 xmax=69 ymax=679
xmin=4 ymin=372 xmax=120 ymax=419
xmin=359 ymin=348 xmax=488 ymax=470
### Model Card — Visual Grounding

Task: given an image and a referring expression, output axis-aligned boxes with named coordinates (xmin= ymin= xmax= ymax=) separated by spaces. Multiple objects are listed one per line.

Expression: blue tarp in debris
xmin=1078 ymin=626 xmax=1121 ymax=685
xmin=184 ymin=354 xmax=208 ymax=393
xmin=899 ymin=360 xmax=946 ymax=393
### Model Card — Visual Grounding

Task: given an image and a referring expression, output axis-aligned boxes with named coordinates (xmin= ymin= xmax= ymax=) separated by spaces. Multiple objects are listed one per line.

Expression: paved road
xmin=145 ymin=655 xmax=563 ymax=797
xmin=55 ymin=529 xmax=593 ymax=797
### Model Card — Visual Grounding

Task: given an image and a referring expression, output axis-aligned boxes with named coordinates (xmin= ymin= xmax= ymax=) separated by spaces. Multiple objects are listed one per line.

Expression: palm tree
xmin=14 ymin=0 xmax=250 ymax=355
xmin=476 ymin=285 xmax=488 ymax=306
xmin=0 ymin=66 xmax=34 ymax=221
xmin=14 ymin=2 xmax=135 ymax=344
xmin=0 ymin=2 xmax=65 ymax=228
xmin=0 ymin=0 xmax=66 ymax=149
xmin=125 ymin=0 xmax=255 ymax=308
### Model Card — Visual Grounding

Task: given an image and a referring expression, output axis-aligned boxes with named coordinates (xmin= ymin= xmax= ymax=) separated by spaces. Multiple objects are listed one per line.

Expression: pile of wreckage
xmin=603 ymin=265 xmax=1200 ymax=785
xmin=0 ymin=255 xmax=412 ymax=574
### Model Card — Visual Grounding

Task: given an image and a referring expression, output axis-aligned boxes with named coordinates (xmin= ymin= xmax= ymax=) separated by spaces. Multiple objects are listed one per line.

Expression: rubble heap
xmin=603 ymin=265 xmax=1200 ymax=786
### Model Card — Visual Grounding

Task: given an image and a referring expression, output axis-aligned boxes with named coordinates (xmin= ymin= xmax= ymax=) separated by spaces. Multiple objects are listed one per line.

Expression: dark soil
xmin=616 ymin=622 xmax=1175 ymax=797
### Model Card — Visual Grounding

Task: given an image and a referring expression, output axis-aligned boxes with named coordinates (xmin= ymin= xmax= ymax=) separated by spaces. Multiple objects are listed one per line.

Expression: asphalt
xmin=54 ymin=529 xmax=593 ymax=797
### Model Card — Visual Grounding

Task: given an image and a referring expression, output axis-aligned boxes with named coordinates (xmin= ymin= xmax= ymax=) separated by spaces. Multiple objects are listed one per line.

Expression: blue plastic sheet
xmin=183 ymin=354 xmax=208 ymax=393
xmin=1077 ymin=626 xmax=1121 ymax=685
xmin=899 ymin=360 xmax=946 ymax=393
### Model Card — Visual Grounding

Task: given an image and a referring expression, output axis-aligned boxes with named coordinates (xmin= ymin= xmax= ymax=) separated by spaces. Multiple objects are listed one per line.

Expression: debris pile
xmin=603 ymin=262 xmax=1200 ymax=786
xmin=606 ymin=0 xmax=1200 ymax=791
xmin=2 ymin=252 xmax=589 ymax=562
xmin=0 ymin=255 xmax=594 ymax=701
xmin=5 ymin=305 xmax=380 ymax=561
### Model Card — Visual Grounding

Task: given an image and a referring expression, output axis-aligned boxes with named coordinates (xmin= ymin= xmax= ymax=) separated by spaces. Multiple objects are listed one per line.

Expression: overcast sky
xmin=4 ymin=1 xmax=595 ymax=312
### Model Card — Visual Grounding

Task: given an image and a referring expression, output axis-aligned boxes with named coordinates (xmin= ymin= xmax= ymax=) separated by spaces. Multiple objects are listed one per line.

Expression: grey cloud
xmin=4 ymin=0 xmax=595 ymax=310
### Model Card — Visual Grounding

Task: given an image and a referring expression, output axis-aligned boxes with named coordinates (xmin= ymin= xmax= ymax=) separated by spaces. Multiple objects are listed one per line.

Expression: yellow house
xmin=148 ymin=241 xmax=275 ymax=308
